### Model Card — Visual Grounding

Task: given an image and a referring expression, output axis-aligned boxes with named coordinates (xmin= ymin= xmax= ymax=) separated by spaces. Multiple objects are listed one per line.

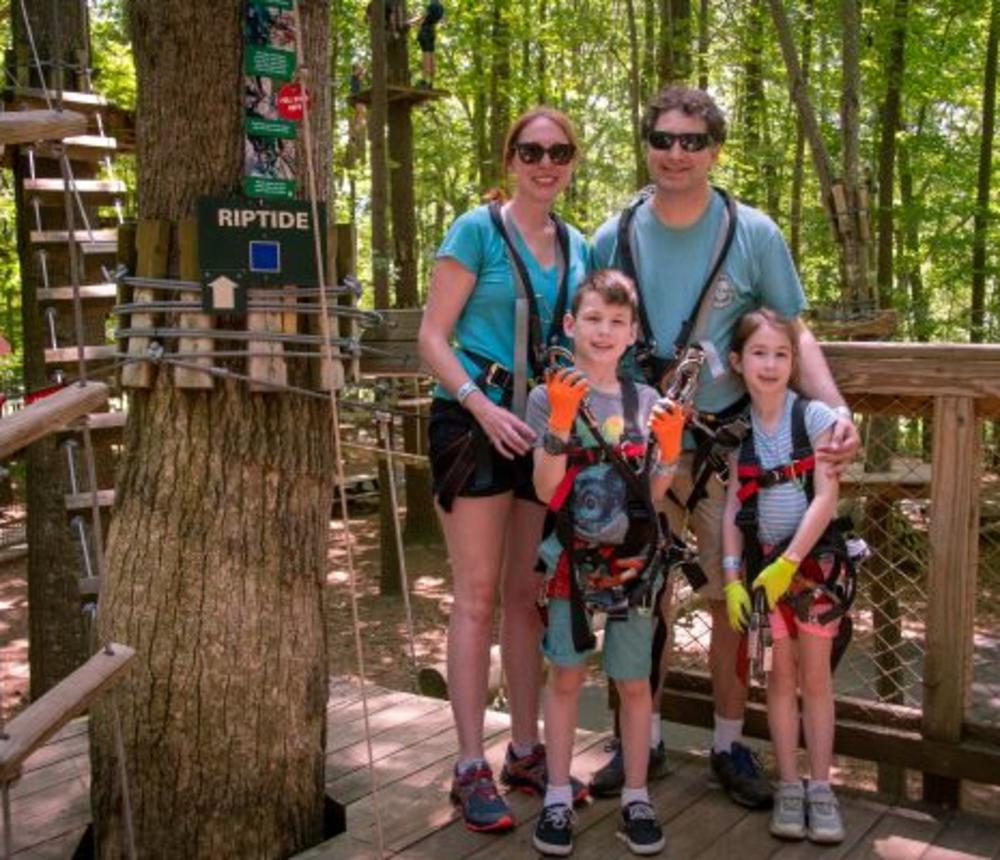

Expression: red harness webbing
xmin=736 ymin=454 xmax=816 ymax=503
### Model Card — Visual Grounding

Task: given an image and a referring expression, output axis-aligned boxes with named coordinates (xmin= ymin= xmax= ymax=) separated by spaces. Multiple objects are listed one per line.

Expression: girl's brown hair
xmin=483 ymin=106 xmax=579 ymax=202
xmin=730 ymin=307 xmax=798 ymax=365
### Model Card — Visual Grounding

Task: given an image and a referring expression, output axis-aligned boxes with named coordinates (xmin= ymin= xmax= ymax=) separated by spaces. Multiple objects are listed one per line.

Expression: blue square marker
xmin=249 ymin=240 xmax=280 ymax=273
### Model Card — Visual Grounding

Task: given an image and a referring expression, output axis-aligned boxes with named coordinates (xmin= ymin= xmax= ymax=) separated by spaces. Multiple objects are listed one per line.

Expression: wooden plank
xmin=0 ymin=381 xmax=107 ymax=460
xmin=37 ymin=283 xmax=117 ymax=302
xmin=30 ymin=228 xmax=118 ymax=245
xmin=841 ymin=805 xmax=946 ymax=860
xmin=174 ymin=217 xmax=214 ymax=389
xmin=24 ymin=177 xmax=126 ymax=204
xmin=0 ymin=644 xmax=134 ymax=782
xmin=247 ymin=308 xmax=288 ymax=391
xmin=293 ymin=832 xmax=392 ymax=859
xmin=43 ymin=344 xmax=117 ymax=364
xmin=4 ymin=87 xmax=110 ymax=110
xmin=923 ymin=396 xmax=981 ymax=805
xmin=74 ymin=411 xmax=126 ymax=431
xmin=35 ymin=134 xmax=118 ymax=161
xmin=0 ymin=109 xmax=87 ymax=145
xmin=921 ymin=814 xmax=1000 ymax=859
xmin=325 ymin=695 xmax=447 ymax=755
xmin=361 ymin=309 xmax=423 ymax=343
xmin=64 ymin=490 xmax=114 ymax=512
xmin=121 ymin=219 xmax=170 ymax=388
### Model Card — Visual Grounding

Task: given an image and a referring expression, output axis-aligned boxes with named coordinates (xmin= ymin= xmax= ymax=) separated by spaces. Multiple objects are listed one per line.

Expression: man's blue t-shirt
xmin=591 ymin=192 xmax=806 ymax=414
xmin=435 ymin=204 xmax=590 ymax=402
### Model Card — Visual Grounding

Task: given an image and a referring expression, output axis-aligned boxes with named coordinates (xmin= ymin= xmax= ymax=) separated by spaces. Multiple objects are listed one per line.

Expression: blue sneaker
xmin=449 ymin=760 xmax=515 ymax=832
xmin=709 ymin=742 xmax=774 ymax=809
xmin=533 ymin=803 xmax=575 ymax=856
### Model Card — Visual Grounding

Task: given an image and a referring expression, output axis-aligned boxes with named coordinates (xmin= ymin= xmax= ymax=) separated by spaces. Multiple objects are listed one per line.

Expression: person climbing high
xmin=408 ymin=1 xmax=445 ymax=88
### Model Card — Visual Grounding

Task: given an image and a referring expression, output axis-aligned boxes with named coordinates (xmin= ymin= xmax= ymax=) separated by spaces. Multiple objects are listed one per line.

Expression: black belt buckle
xmin=483 ymin=362 xmax=513 ymax=391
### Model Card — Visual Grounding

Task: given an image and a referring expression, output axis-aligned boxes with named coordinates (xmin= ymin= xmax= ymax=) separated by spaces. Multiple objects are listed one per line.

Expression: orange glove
xmin=649 ymin=398 xmax=685 ymax=464
xmin=546 ymin=367 xmax=589 ymax=434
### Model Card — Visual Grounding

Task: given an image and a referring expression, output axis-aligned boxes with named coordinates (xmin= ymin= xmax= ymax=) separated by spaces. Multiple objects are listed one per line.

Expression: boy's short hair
xmin=571 ymin=269 xmax=639 ymax=320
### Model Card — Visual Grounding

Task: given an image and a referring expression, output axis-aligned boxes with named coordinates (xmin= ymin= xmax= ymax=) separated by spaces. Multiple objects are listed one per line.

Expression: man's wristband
xmin=722 ymin=555 xmax=743 ymax=572
xmin=456 ymin=380 xmax=480 ymax=406
xmin=832 ymin=405 xmax=853 ymax=422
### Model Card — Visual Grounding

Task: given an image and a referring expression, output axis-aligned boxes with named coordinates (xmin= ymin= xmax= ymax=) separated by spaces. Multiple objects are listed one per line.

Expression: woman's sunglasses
xmin=512 ymin=141 xmax=576 ymax=166
xmin=647 ymin=131 xmax=713 ymax=152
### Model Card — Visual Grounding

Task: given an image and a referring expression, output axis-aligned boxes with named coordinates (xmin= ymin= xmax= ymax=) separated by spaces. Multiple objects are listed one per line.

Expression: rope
xmin=293 ymin=4 xmax=385 ymax=853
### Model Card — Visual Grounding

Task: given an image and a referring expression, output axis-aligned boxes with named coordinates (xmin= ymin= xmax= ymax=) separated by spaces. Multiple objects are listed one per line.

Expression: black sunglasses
xmin=512 ymin=141 xmax=576 ymax=165
xmin=647 ymin=131 xmax=713 ymax=152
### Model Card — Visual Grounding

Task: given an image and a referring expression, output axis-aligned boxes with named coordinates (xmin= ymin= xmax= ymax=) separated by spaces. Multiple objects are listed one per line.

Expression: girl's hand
xmin=467 ymin=396 xmax=536 ymax=459
xmin=546 ymin=367 xmax=589 ymax=434
xmin=723 ymin=580 xmax=752 ymax=632
xmin=649 ymin=398 xmax=685 ymax=464
xmin=752 ymin=555 xmax=799 ymax=610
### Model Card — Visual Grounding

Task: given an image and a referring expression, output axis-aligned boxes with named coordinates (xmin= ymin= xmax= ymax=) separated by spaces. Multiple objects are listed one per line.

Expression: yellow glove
xmin=752 ymin=555 xmax=799 ymax=610
xmin=648 ymin=398 xmax=685 ymax=464
xmin=546 ymin=367 xmax=589 ymax=434
xmin=724 ymin=580 xmax=752 ymax=632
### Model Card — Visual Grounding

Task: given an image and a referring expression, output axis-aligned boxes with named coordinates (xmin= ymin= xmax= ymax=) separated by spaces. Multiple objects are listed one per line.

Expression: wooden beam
xmin=64 ymin=490 xmax=115 ymax=512
xmin=0 ymin=382 xmax=108 ymax=460
xmin=44 ymin=344 xmax=117 ymax=364
xmin=0 ymin=644 xmax=135 ymax=783
xmin=121 ymin=220 xmax=170 ymax=388
xmin=923 ymin=395 xmax=981 ymax=805
xmin=173 ymin=217 xmax=214 ymax=389
xmin=24 ymin=177 xmax=127 ymax=204
xmin=37 ymin=283 xmax=118 ymax=302
xmin=0 ymin=109 xmax=87 ymax=145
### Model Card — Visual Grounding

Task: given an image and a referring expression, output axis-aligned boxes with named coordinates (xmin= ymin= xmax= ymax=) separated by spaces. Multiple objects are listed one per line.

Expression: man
xmin=589 ymin=84 xmax=859 ymax=809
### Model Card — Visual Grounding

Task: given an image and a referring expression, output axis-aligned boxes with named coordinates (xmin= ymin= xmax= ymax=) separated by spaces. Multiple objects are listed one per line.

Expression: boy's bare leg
xmin=544 ymin=665 xmax=587 ymax=786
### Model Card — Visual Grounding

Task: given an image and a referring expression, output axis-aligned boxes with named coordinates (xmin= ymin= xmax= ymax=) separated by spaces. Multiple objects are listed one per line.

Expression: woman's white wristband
xmin=722 ymin=555 xmax=743 ymax=572
xmin=456 ymin=380 xmax=480 ymax=406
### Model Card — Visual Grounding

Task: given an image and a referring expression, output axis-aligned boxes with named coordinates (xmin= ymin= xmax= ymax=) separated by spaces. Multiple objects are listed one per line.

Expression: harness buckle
xmin=482 ymin=362 xmax=513 ymax=391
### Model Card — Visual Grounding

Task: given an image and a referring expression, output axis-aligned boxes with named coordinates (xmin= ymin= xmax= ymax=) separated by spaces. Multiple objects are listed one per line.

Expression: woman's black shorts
xmin=427 ymin=398 xmax=538 ymax=512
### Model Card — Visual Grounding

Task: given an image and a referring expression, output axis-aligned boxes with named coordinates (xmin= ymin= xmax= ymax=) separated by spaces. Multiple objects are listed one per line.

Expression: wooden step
xmin=44 ymin=344 xmax=117 ymax=365
xmin=31 ymin=230 xmax=117 ymax=255
xmin=37 ymin=283 xmax=118 ymax=302
xmin=34 ymin=134 xmax=118 ymax=161
xmin=0 ymin=109 xmax=87 ymax=145
xmin=65 ymin=489 xmax=115 ymax=512
xmin=25 ymin=177 xmax=127 ymax=204
xmin=56 ymin=410 xmax=127 ymax=435
xmin=3 ymin=87 xmax=111 ymax=113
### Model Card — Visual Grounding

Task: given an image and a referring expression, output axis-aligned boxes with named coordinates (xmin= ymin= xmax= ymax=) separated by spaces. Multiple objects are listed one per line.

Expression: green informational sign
xmin=245 ymin=116 xmax=297 ymax=139
xmin=243 ymin=176 xmax=296 ymax=200
xmin=198 ymin=195 xmax=327 ymax=313
xmin=245 ymin=45 xmax=296 ymax=81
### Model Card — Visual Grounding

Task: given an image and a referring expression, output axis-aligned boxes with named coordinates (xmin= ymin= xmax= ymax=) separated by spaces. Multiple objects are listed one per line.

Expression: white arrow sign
xmin=209 ymin=275 xmax=238 ymax=311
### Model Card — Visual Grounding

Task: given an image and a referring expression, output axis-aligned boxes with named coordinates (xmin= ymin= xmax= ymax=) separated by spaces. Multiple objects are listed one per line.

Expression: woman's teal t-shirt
xmin=433 ymin=204 xmax=590 ymax=402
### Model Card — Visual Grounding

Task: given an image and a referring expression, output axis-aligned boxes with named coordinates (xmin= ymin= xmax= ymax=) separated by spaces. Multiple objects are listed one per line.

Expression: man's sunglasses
xmin=647 ymin=131 xmax=713 ymax=152
xmin=512 ymin=141 xmax=576 ymax=165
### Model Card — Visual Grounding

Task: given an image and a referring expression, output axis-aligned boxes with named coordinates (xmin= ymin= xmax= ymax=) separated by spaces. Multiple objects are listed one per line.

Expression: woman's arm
xmin=781 ymin=425 xmax=840 ymax=563
xmin=417 ymin=256 xmax=535 ymax=457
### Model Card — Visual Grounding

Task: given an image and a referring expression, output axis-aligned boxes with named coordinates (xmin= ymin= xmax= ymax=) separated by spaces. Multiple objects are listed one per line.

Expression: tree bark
xmin=789 ymin=0 xmax=813 ymax=268
xmin=370 ymin=0 xmax=391 ymax=306
xmin=489 ymin=0 xmax=511 ymax=188
xmin=659 ymin=0 xmax=692 ymax=84
xmin=643 ymin=0 xmax=657 ymax=102
xmin=971 ymin=0 xmax=998 ymax=344
xmin=90 ymin=2 xmax=333 ymax=856
xmin=626 ymin=0 xmax=646 ymax=189
xmin=697 ymin=0 xmax=710 ymax=89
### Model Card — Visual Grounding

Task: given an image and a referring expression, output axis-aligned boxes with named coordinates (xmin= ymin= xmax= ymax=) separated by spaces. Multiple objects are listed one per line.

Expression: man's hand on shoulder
xmin=815 ymin=405 xmax=859 ymax=477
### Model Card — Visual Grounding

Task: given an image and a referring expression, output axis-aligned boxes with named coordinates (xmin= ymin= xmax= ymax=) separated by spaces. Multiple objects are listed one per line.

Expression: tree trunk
xmin=626 ymin=0 xmax=646 ymax=189
xmin=659 ymin=0 xmax=692 ymax=84
xmin=971 ymin=0 xmax=998 ymax=344
xmin=696 ymin=0 xmax=709 ymax=89
xmin=90 ymin=2 xmax=333 ymax=856
xmin=536 ymin=0 xmax=548 ymax=104
xmin=742 ymin=0 xmax=766 ymax=209
xmin=370 ymin=0 xmax=391 ymax=306
xmin=643 ymin=0 xmax=657 ymax=102
xmin=489 ymin=0 xmax=511 ymax=188
xmin=875 ymin=0 xmax=908 ymax=311
xmin=898 ymin=132 xmax=927 ymax=340
xmin=789 ymin=0 xmax=814 ymax=268
xmin=13 ymin=0 xmax=93 ymax=697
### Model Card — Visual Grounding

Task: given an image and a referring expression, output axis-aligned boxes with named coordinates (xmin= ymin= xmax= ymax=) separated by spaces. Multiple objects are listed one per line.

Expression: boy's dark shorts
xmin=428 ymin=398 xmax=538 ymax=511
xmin=418 ymin=25 xmax=436 ymax=52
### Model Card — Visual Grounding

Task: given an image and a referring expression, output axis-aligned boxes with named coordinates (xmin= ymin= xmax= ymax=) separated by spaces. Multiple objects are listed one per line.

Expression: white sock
xmin=649 ymin=715 xmax=662 ymax=747
xmin=712 ymin=714 xmax=743 ymax=754
xmin=544 ymin=783 xmax=573 ymax=808
xmin=621 ymin=786 xmax=651 ymax=807
xmin=511 ymin=741 xmax=536 ymax=759
xmin=456 ymin=756 xmax=487 ymax=775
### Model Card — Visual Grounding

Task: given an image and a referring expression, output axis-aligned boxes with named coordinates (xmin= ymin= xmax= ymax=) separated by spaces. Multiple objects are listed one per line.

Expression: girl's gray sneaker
xmin=769 ymin=781 xmax=806 ymax=840
xmin=806 ymin=784 xmax=845 ymax=844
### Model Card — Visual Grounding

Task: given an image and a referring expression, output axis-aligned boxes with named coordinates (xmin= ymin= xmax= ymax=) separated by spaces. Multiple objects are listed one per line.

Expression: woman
xmin=418 ymin=107 xmax=590 ymax=833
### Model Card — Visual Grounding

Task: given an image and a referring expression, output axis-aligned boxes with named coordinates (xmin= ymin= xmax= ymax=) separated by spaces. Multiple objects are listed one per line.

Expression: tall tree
xmin=626 ymin=0 xmax=646 ymax=188
xmin=370 ymin=0 xmax=391 ymax=306
xmin=90 ymin=2 xmax=333 ymax=855
xmin=659 ymin=0 xmax=692 ymax=84
xmin=696 ymin=0 xmax=709 ymax=89
xmin=789 ymin=0 xmax=814 ymax=267
xmin=971 ymin=0 xmax=998 ymax=343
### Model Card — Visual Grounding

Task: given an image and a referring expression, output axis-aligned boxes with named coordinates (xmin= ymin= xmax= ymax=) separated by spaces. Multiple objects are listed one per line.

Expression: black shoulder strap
xmin=616 ymin=185 xmax=657 ymax=352
xmin=621 ymin=375 xmax=641 ymax=439
xmin=790 ymin=396 xmax=814 ymax=503
xmin=549 ymin=213 xmax=572 ymax=347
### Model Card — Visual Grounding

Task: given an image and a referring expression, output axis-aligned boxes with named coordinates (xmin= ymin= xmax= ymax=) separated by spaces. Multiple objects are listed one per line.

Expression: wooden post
xmin=922 ymin=395 xmax=981 ymax=805
xmin=0 ymin=382 xmax=108 ymax=460
xmin=336 ymin=223 xmax=360 ymax=383
xmin=174 ymin=217 xmax=214 ymax=389
xmin=247 ymin=304 xmax=288 ymax=391
xmin=121 ymin=220 xmax=170 ymax=388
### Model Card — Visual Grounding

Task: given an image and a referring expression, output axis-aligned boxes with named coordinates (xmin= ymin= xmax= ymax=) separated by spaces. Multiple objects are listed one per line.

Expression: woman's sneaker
xmin=806 ymin=784 xmax=845 ymax=844
xmin=769 ymin=782 xmax=806 ymax=840
xmin=500 ymin=743 xmax=589 ymax=806
xmin=449 ymin=760 xmax=514 ymax=832
xmin=709 ymin=742 xmax=774 ymax=809
xmin=533 ymin=803 xmax=575 ymax=856
xmin=617 ymin=800 xmax=666 ymax=855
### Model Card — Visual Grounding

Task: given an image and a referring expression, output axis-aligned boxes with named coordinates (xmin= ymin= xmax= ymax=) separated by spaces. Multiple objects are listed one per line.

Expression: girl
xmin=418 ymin=107 xmax=590 ymax=832
xmin=721 ymin=308 xmax=845 ymax=844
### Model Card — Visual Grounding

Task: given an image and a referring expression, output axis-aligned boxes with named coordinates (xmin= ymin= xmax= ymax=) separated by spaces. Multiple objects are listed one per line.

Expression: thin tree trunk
xmin=697 ymin=0 xmax=709 ymax=89
xmin=536 ymin=0 xmax=547 ymax=104
xmin=971 ymin=0 xmax=998 ymax=344
xmin=789 ymin=0 xmax=813 ymax=267
xmin=840 ymin=0 xmax=869 ymax=307
xmin=488 ymin=0 xmax=511 ymax=188
xmin=742 ymin=0 xmax=766 ymax=209
xmin=370 ymin=0 xmax=391 ymax=306
xmin=643 ymin=0 xmax=657 ymax=102
xmin=626 ymin=0 xmax=645 ymax=189
xmin=91 ymin=2 xmax=332 ymax=855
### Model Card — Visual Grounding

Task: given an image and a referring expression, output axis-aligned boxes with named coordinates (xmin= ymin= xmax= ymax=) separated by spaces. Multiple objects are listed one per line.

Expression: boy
xmin=525 ymin=269 xmax=684 ymax=856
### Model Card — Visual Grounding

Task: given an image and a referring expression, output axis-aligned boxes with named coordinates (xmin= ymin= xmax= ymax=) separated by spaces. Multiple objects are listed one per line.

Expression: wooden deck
xmin=5 ymin=679 xmax=1000 ymax=859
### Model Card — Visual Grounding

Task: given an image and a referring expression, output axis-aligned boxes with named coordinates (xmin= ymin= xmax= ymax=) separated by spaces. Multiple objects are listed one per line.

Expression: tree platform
xmin=348 ymin=84 xmax=448 ymax=108
xmin=8 ymin=678 xmax=1000 ymax=858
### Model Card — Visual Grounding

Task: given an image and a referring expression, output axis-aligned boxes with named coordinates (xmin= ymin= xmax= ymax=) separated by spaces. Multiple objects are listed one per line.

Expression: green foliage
xmin=91 ymin=0 xmax=136 ymax=110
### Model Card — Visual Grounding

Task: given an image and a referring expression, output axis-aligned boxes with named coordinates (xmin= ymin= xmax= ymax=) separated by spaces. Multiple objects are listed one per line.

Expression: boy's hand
xmin=649 ymin=398 xmax=685 ymax=464
xmin=546 ymin=367 xmax=589 ymax=434
xmin=752 ymin=555 xmax=799 ymax=610
xmin=724 ymin=580 xmax=752 ymax=632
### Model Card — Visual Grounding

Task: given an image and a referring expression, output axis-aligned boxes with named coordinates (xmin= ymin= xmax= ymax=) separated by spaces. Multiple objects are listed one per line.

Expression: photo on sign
xmin=246 ymin=1 xmax=296 ymax=52
xmin=245 ymin=75 xmax=279 ymax=121
xmin=245 ymin=135 xmax=297 ymax=181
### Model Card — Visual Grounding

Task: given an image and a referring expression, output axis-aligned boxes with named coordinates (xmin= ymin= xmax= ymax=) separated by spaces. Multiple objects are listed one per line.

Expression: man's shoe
xmin=499 ymin=743 xmax=589 ymax=806
xmin=617 ymin=800 xmax=666 ymax=855
xmin=806 ymin=784 xmax=845 ymax=844
xmin=449 ymin=760 xmax=515 ymax=832
xmin=589 ymin=739 xmax=668 ymax=798
xmin=709 ymin=742 xmax=774 ymax=809
xmin=769 ymin=782 xmax=806 ymax=840
xmin=532 ymin=803 xmax=575 ymax=856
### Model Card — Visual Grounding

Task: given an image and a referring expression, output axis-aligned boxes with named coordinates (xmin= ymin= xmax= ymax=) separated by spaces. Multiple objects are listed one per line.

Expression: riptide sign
xmin=197 ymin=195 xmax=327 ymax=312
